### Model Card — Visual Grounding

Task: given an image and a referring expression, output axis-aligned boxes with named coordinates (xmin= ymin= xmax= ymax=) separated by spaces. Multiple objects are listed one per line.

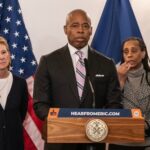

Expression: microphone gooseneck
xmin=84 ymin=58 xmax=95 ymax=108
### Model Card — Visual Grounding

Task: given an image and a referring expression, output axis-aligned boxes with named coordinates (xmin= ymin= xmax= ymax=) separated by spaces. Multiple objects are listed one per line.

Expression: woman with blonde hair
xmin=0 ymin=36 xmax=28 ymax=150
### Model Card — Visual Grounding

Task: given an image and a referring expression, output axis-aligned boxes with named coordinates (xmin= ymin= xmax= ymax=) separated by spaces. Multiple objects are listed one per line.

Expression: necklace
xmin=0 ymin=75 xmax=9 ymax=99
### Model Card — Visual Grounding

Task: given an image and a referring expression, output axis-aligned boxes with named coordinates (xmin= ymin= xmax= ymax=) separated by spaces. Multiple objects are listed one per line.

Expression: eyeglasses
xmin=67 ymin=23 xmax=91 ymax=30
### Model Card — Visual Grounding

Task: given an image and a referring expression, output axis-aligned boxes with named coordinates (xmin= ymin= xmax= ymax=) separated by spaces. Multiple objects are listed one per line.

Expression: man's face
xmin=64 ymin=11 xmax=92 ymax=49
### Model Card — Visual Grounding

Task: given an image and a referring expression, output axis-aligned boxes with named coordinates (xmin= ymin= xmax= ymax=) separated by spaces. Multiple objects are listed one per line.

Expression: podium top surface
xmin=48 ymin=108 xmax=143 ymax=119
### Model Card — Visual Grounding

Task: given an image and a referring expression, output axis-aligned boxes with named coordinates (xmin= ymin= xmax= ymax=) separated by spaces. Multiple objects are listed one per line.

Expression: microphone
xmin=84 ymin=58 xmax=95 ymax=108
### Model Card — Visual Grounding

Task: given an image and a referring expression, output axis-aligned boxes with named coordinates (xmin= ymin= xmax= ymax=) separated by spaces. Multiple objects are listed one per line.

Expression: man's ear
xmin=64 ymin=25 xmax=67 ymax=35
xmin=90 ymin=26 xmax=93 ymax=36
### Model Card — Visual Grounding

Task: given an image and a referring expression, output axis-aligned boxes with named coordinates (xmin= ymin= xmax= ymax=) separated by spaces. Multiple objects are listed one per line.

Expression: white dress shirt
xmin=68 ymin=43 xmax=88 ymax=73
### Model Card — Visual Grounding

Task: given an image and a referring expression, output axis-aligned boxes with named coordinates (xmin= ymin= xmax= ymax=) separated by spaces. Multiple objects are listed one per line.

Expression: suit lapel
xmin=59 ymin=45 xmax=80 ymax=101
xmin=58 ymin=46 xmax=99 ymax=102
xmin=0 ymin=104 xmax=3 ymax=110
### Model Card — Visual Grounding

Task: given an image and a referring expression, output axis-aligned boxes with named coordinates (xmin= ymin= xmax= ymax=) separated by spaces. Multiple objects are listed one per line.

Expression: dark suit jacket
xmin=0 ymin=75 xmax=28 ymax=150
xmin=33 ymin=45 xmax=122 ymax=150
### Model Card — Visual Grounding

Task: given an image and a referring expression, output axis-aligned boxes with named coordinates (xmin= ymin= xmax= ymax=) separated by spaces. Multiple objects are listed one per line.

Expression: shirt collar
xmin=68 ymin=43 xmax=88 ymax=59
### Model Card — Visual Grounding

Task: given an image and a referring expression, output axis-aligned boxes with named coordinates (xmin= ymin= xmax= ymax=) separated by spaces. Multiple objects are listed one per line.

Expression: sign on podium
xmin=42 ymin=108 xmax=144 ymax=144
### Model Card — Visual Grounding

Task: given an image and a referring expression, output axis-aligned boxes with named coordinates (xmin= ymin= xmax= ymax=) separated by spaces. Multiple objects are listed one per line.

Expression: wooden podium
xmin=42 ymin=108 xmax=145 ymax=144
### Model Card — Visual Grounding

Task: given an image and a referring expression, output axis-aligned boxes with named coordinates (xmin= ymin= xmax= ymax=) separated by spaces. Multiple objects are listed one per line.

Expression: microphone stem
xmin=84 ymin=58 xmax=95 ymax=108
xmin=87 ymin=76 xmax=95 ymax=108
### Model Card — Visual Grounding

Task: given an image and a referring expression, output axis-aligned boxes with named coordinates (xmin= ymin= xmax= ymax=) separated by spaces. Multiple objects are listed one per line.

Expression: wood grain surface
xmin=42 ymin=117 xmax=145 ymax=143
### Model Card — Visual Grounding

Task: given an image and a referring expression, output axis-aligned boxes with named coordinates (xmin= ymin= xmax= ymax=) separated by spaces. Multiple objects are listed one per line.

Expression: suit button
xmin=3 ymin=126 xmax=6 ymax=129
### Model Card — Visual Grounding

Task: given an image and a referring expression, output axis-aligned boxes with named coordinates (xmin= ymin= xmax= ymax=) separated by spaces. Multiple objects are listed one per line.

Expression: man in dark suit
xmin=33 ymin=9 xmax=122 ymax=150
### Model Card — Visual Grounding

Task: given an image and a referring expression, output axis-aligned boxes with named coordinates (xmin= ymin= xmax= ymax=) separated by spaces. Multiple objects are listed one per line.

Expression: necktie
xmin=75 ymin=51 xmax=86 ymax=99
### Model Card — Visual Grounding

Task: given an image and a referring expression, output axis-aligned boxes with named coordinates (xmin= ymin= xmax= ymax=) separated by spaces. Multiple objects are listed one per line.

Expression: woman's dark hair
xmin=121 ymin=36 xmax=150 ymax=85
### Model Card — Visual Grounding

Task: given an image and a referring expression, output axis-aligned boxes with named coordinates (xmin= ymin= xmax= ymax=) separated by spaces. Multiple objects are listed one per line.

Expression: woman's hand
xmin=117 ymin=62 xmax=131 ymax=89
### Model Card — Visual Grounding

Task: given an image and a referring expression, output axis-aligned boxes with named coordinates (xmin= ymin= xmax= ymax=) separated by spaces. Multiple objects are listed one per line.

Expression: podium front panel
xmin=42 ymin=108 xmax=144 ymax=143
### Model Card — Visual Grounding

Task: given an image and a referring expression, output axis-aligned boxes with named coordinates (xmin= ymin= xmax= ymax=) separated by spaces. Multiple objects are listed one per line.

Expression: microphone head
xmin=84 ymin=58 xmax=89 ymax=76
xmin=84 ymin=58 xmax=88 ymax=67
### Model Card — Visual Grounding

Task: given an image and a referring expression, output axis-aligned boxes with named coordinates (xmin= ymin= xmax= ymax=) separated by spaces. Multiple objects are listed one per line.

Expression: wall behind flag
xmin=19 ymin=0 xmax=150 ymax=62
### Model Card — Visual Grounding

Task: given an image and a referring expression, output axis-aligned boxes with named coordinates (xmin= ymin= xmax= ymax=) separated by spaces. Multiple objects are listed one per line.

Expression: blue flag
xmin=91 ymin=0 xmax=142 ymax=64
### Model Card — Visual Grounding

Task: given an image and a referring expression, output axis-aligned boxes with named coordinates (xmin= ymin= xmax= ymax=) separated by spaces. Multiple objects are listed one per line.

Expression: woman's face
xmin=0 ymin=43 xmax=10 ymax=70
xmin=123 ymin=40 xmax=145 ymax=70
